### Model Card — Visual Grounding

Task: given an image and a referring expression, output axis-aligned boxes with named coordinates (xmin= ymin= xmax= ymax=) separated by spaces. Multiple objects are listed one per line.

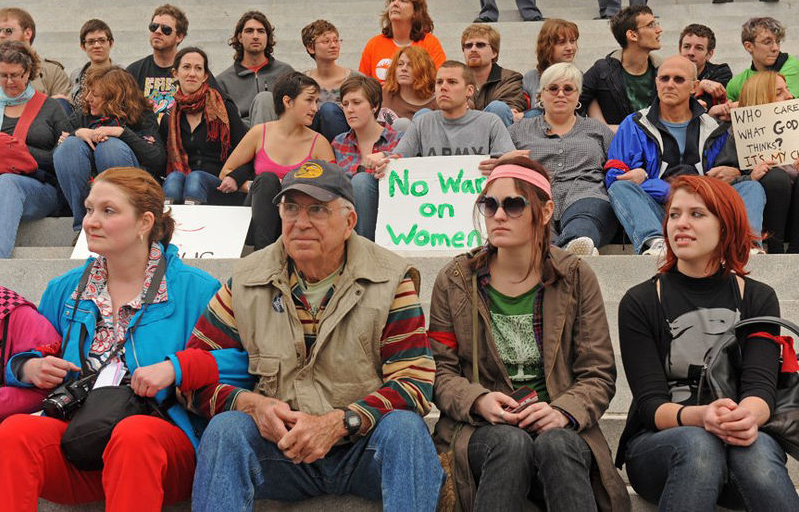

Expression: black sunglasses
xmin=463 ymin=41 xmax=489 ymax=50
xmin=477 ymin=195 xmax=530 ymax=218
xmin=148 ymin=23 xmax=174 ymax=36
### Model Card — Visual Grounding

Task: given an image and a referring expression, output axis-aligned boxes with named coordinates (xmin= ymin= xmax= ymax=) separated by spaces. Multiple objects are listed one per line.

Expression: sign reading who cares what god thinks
xmin=376 ymin=155 xmax=487 ymax=252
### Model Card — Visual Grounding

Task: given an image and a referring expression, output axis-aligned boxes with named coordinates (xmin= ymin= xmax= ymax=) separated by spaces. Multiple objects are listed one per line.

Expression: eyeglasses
xmin=83 ymin=37 xmax=110 ymax=46
xmin=754 ymin=38 xmax=779 ymax=48
xmin=316 ymin=38 xmax=342 ymax=46
xmin=463 ymin=41 xmax=489 ymax=50
xmin=656 ymin=74 xmax=688 ymax=85
xmin=148 ymin=23 xmax=174 ymax=36
xmin=477 ymin=196 xmax=530 ymax=218
xmin=0 ymin=71 xmax=27 ymax=83
xmin=0 ymin=27 xmax=17 ymax=36
xmin=543 ymin=84 xmax=578 ymax=96
xmin=635 ymin=20 xmax=661 ymax=31
xmin=279 ymin=202 xmax=348 ymax=221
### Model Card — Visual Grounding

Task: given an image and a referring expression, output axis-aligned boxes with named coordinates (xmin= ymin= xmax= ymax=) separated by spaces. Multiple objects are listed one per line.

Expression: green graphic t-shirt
xmin=623 ymin=65 xmax=655 ymax=112
xmin=486 ymin=284 xmax=550 ymax=402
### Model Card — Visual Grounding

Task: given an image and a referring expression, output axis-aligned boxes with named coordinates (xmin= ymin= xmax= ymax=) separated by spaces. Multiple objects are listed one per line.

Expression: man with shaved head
xmin=603 ymin=55 xmax=766 ymax=256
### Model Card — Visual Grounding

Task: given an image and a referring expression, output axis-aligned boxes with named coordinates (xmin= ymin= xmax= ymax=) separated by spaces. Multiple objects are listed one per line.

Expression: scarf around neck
xmin=0 ymin=83 xmax=35 ymax=129
xmin=166 ymin=82 xmax=231 ymax=176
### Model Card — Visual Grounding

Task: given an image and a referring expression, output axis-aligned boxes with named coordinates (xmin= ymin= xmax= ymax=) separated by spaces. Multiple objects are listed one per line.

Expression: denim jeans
xmin=311 ymin=102 xmax=350 ymax=143
xmin=0 ymin=174 xmax=60 ymax=258
xmin=468 ymin=425 xmax=596 ymax=512
xmin=192 ymin=410 xmax=443 ymax=512
xmin=554 ymin=197 xmax=618 ymax=248
xmin=626 ymin=427 xmax=799 ymax=512
xmin=607 ymin=179 xmax=766 ymax=253
xmin=54 ymin=136 xmax=139 ymax=230
xmin=483 ymin=100 xmax=514 ymax=127
xmin=163 ymin=170 xmax=222 ymax=204
xmin=523 ymin=108 xmax=543 ymax=119
xmin=351 ymin=172 xmax=379 ymax=241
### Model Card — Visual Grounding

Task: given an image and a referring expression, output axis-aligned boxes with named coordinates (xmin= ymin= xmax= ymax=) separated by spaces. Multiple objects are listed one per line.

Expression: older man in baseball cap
xmin=180 ymin=160 xmax=443 ymax=511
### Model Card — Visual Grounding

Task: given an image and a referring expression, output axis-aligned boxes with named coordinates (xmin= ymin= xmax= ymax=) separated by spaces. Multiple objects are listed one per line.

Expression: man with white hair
xmin=604 ymin=55 xmax=766 ymax=256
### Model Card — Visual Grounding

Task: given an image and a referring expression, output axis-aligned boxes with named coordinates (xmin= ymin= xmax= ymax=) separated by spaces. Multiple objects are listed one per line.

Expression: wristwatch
xmin=343 ymin=409 xmax=362 ymax=436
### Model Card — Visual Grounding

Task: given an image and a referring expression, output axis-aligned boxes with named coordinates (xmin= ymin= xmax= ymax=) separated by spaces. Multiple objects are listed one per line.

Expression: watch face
xmin=345 ymin=411 xmax=361 ymax=434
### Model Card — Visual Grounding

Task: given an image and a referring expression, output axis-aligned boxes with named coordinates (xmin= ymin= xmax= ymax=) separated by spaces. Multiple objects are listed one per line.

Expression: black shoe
xmin=473 ymin=16 xmax=495 ymax=23
xmin=594 ymin=14 xmax=613 ymax=19
xmin=523 ymin=16 xmax=546 ymax=22
xmin=712 ymin=0 xmax=733 ymax=3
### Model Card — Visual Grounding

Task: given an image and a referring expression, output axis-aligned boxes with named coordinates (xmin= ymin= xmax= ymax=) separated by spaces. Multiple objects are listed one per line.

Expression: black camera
xmin=42 ymin=373 xmax=97 ymax=420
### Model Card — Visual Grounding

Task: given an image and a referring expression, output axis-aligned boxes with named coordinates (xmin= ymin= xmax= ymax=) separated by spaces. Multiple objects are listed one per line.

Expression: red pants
xmin=0 ymin=414 xmax=195 ymax=512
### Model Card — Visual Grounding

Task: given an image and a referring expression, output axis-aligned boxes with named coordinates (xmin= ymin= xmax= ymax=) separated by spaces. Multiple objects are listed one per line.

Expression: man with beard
xmin=217 ymin=11 xmax=294 ymax=126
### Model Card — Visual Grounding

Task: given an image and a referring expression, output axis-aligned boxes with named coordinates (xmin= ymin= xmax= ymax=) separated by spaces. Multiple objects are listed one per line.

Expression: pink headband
xmin=486 ymin=164 xmax=552 ymax=199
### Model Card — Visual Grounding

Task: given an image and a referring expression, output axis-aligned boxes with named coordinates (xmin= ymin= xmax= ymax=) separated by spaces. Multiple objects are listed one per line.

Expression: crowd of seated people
xmin=2 ymin=1 xmax=799 ymax=509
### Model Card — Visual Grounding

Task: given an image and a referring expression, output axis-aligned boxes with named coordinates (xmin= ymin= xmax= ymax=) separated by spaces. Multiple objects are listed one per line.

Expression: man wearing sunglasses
xmin=0 ymin=8 xmax=70 ymax=103
xmin=580 ymin=5 xmax=662 ymax=131
xmin=126 ymin=4 xmax=188 ymax=121
xmin=461 ymin=24 xmax=526 ymax=127
xmin=605 ymin=55 xmax=766 ymax=256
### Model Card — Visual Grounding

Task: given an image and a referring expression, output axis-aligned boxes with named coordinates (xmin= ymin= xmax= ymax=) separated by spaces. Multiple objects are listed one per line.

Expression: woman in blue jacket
xmin=0 ymin=167 xmax=224 ymax=511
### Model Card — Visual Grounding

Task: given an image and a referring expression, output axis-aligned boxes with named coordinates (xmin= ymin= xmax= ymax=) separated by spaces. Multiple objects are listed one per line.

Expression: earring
xmin=575 ymin=101 xmax=582 ymax=110
xmin=139 ymin=233 xmax=144 ymax=243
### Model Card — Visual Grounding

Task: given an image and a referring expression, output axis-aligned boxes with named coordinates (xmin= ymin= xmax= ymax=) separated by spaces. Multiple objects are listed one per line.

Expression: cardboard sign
xmin=730 ymin=98 xmax=799 ymax=169
xmin=71 ymin=205 xmax=251 ymax=260
xmin=375 ymin=155 xmax=486 ymax=252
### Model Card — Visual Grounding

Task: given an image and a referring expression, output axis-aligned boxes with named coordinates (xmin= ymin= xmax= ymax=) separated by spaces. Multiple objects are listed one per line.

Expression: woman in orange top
xmin=358 ymin=0 xmax=445 ymax=84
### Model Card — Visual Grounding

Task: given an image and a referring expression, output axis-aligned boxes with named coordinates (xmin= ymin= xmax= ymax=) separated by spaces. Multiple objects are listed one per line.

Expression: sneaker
xmin=564 ymin=236 xmax=596 ymax=256
xmin=642 ymin=237 xmax=666 ymax=257
xmin=750 ymin=246 xmax=766 ymax=255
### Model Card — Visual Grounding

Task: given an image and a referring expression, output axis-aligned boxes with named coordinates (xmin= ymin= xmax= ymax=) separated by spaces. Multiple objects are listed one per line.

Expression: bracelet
xmin=676 ymin=406 xmax=686 ymax=426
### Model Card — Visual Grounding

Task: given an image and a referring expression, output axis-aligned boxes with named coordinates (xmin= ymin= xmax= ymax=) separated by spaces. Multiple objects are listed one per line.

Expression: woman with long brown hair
xmin=381 ymin=45 xmax=437 ymax=129
xmin=358 ymin=0 xmax=445 ymax=83
xmin=54 ymin=66 xmax=165 ymax=231
xmin=617 ymin=175 xmax=799 ymax=509
xmin=429 ymin=156 xmax=628 ymax=511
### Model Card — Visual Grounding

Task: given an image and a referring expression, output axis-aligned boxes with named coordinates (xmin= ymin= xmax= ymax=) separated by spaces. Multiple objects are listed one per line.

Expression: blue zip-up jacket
xmin=605 ymin=97 xmax=729 ymax=203
xmin=5 ymin=244 xmax=227 ymax=449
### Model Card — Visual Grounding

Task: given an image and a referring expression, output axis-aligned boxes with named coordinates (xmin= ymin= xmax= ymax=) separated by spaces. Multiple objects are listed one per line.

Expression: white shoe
xmin=564 ymin=236 xmax=596 ymax=256
xmin=642 ymin=237 xmax=666 ymax=257
xmin=750 ymin=247 xmax=766 ymax=255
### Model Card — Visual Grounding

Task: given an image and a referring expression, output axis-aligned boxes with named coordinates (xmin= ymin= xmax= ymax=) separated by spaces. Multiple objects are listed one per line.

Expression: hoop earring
xmin=575 ymin=101 xmax=582 ymax=110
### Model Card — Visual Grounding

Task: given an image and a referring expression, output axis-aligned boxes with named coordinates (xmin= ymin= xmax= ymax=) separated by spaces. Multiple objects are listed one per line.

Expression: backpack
xmin=699 ymin=316 xmax=799 ymax=460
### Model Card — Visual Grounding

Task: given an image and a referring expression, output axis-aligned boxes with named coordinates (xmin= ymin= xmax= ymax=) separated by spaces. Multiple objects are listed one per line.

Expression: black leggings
xmin=758 ymin=168 xmax=799 ymax=253
xmin=246 ymin=172 xmax=282 ymax=250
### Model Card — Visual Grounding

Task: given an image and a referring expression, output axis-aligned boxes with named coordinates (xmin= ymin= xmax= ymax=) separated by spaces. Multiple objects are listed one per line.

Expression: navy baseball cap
xmin=272 ymin=160 xmax=355 ymax=205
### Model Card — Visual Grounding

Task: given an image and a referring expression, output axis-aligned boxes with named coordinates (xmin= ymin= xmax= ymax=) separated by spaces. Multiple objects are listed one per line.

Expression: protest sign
xmin=730 ymin=98 xmax=799 ymax=169
xmin=71 ymin=205 xmax=251 ymax=259
xmin=375 ymin=155 xmax=486 ymax=252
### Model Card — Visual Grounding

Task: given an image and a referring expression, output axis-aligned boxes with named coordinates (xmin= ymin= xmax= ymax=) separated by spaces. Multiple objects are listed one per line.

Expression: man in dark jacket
xmin=679 ymin=24 xmax=732 ymax=108
xmin=604 ymin=55 xmax=765 ymax=255
xmin=217 ymin=11 xmax=294 ymax=126
xmin=579 ymin=5 xmax=662 ymax=130
xmin=462 ymin=24 xmax=526 ymax=127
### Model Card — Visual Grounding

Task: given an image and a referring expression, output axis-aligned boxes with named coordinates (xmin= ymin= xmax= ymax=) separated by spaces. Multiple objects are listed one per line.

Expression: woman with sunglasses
xmin=429 ymin=156 xmax=628 ymax=512
xmin=486 ymin=63 xmax=617 ymax=256
xmin=54 ymin=66 xmax=164 ymax=233
xmin=0 ymin=167 xmax=222 ymax=510
xmin=617 ymin=175 xmax=799 ymax=510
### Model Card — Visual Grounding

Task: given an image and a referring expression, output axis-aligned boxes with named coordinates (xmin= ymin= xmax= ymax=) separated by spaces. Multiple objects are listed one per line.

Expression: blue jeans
xmin=192 ymin=410 xmax=443 ymax=512
xmin=626 ymin=427 xmax=799 ymax=511
xmin=523 ymin=108 xmax=543 ymax=119
xmin=311 ymin=102 xmax=350 ymax=142
xmin=351 ymin=172 xmax=379 ymax=241
xmin=163 ymin=170 xmax=222 ymax=204
xmin=554 ymin=197 xmax=618 ymax=248
xmin=54 ymin=136 xmax=140 ymax=230
xmin=483 ymin=100 xmax=514 ymax=127
xmin=468 ymin=425 xmax=596 ymax=512
xmin=607 ymin=179 xmax=766 ymax=253
xmin=0 ymin=174 xmax=60 ymax=258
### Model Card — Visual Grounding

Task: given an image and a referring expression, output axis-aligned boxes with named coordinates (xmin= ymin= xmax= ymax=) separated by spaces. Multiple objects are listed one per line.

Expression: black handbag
xmin=699 ymin=316 xmax=799 ymax=460
xmin=57 ymin=256 xmax=171 ymax=471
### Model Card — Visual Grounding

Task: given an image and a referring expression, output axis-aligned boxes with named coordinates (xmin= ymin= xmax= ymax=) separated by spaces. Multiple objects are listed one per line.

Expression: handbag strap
xmin=12 ymin=91 xmax=46 ymax=143
xmin=735 ymin=316 xmax=799 ymax=339
xmin=471 ymin=273 xmax=479 ymax=385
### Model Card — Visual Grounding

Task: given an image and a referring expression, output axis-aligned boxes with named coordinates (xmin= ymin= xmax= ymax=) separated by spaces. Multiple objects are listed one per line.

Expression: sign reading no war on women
xmin=375 ymin=155 xmax=487 ymax=252
xmin=731 ymin=98 xmax=799 ymax=169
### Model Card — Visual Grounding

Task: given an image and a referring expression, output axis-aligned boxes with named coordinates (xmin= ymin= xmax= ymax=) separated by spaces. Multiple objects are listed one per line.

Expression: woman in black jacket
xmin=159 ymin=47 xmax=246 ymax=205
xmin=54 ymin=65 xmax=165 ymax=231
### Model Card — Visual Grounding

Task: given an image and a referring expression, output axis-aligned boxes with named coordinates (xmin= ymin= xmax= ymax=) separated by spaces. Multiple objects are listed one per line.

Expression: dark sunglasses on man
xmin=477 ymin=195 xmax=531 ymax=218
xmin=148 ymin=23 xmax=174 ymax=36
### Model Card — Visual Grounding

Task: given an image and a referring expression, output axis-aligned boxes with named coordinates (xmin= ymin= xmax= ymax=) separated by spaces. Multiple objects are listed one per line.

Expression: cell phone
xmin=504 ymin=386 xmax=539 ymax=413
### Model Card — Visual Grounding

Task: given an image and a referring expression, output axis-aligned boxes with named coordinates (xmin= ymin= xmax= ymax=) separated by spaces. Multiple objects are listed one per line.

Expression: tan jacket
xmin=429 ymin=247 xmax=630 ymax=512
xmin=230 ymin=234 xmax=419 ymax=415
xmin=31 ymin=59 xmax=71 ymax=98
